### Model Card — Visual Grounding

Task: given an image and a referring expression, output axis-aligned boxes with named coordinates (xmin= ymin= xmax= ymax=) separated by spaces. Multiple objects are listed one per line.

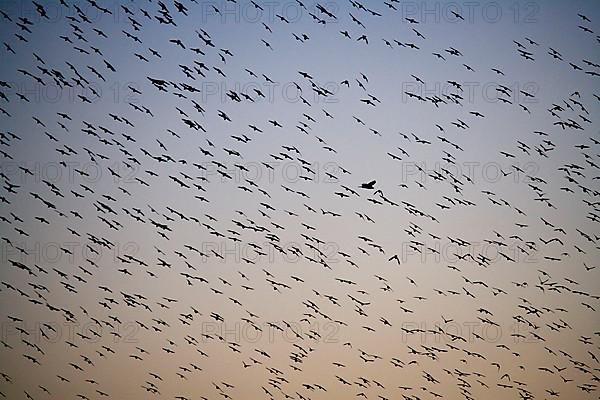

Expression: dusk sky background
xmin=1 ymin=0 xmax=599 ymax=399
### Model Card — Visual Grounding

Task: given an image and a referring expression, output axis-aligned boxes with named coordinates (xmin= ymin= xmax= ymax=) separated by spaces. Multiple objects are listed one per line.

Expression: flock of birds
xmin=0 ymin=0 xmax=599 ymax=399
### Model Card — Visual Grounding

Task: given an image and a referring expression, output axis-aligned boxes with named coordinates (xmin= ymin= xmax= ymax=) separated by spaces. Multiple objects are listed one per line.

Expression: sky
xmin=0 ymin=0 xmax=599 ymax=399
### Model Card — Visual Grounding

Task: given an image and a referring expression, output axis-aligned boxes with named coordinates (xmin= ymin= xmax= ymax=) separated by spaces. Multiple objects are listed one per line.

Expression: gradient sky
xmin=0 ymin=0 xmax=599 ymax=399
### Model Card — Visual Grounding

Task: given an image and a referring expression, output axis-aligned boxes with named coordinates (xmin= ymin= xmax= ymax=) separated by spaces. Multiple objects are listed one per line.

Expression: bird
xmin=360 ymin=180 xmax=376 ymax=189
